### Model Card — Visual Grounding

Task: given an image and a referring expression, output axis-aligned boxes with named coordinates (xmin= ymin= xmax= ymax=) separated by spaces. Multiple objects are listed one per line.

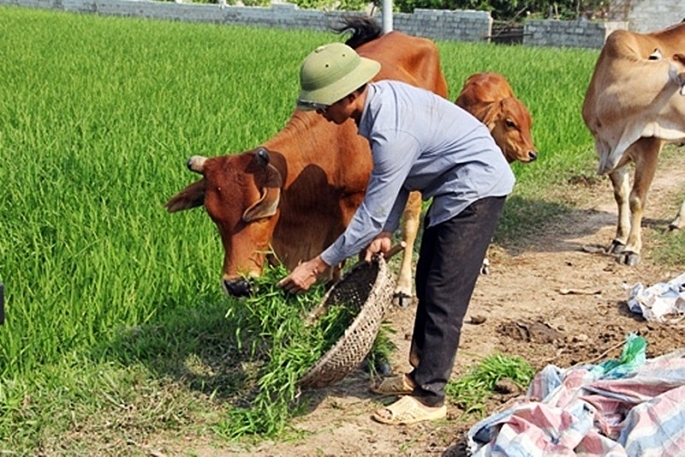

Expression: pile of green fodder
xmin=445 ymin=353 xmax=535 ymax=416
xmin=218 ymin=263 xmax=393 ymax=439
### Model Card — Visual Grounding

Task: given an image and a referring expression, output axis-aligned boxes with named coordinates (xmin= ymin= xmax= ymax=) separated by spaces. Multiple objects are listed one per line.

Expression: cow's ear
xmin=242 ymin=149 xmax=283 ymax=222
xmin=242 ymin=187 xmax=280 ymax=222
xmin=165 ymin=179 xmax=206 ymax=213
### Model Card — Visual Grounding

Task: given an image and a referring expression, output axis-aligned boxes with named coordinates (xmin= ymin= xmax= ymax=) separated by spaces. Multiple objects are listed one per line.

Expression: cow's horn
xmin=187 ymin=155 xmax=207 ymax=174
xmin=251 ymin=147 xmax=282 ymax=188
xmin=255 ymin=147 xmax=270 ymax=167
xmin=648 ymin=48 xmax=662 ymax=60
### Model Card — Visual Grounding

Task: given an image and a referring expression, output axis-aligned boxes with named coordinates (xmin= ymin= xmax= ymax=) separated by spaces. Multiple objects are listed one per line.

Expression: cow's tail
xmin=332 ymin=16 xmax=383 ymax=49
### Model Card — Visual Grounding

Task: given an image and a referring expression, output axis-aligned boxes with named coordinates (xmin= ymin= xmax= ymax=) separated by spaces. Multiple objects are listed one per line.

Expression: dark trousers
xmin=409 ymin=196 xmax=506 ymax=407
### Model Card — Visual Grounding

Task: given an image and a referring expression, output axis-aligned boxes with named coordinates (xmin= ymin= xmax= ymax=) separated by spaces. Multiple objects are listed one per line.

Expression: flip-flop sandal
xmin=370 ymin=374 xmax=415 ymax=395
xmin=371 ymin=396 xmax=447 ymax=425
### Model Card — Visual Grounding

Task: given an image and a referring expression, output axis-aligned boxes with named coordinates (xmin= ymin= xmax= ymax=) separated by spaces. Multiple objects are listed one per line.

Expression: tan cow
xmin=582 ymin=22 xmax=685 ymax=265
xmin=166 ymin=17 xmax=447 ymax=297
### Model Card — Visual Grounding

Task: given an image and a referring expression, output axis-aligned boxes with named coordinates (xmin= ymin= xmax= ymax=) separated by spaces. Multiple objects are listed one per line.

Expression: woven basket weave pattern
xmin=298 ymin=258 xmax=394 ymax=389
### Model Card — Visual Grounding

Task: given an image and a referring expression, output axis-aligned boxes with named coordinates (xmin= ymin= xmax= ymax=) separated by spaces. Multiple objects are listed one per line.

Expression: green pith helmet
xmin=297 ymin=42 xmax=381 ymax=110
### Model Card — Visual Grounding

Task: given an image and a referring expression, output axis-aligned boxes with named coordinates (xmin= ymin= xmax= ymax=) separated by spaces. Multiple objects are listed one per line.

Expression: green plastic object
xmin=592 ymin=333 xmax=647 ymax=379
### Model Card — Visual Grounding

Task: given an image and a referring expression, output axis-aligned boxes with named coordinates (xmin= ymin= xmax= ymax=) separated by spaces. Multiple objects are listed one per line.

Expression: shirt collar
xmin=357 ymin=82 xmax=379 ymax=138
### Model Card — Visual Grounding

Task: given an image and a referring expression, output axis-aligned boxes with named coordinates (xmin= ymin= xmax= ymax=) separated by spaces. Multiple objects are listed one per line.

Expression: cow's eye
xmin=505 ymin=119 xmax=516 ymax=129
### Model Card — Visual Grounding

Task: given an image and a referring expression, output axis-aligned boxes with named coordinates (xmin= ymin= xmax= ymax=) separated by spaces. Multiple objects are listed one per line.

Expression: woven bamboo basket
xmin=298 ymin=255 xmax=395 ymax=389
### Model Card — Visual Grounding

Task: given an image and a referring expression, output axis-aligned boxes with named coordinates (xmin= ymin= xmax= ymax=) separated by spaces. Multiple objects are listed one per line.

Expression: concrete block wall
xmin=1 ymin=0 xmax=623 ymax=48
xmin=524 ymin=19 xmax=629 ymax=48
xmin=393 ymin=9 xmax=492 ymax=42
xmin=0 ymin=0 xmax=495 ymax=41
xmin=609 ymin=0 xmax=685 ymax=34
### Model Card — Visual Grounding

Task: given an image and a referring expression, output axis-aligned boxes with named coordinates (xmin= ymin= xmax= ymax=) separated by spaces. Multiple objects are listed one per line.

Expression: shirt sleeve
xmin=382 ymin=187 xmax=409 ymax=234
xmin=321 ymin=130 xmax=419 ymax=266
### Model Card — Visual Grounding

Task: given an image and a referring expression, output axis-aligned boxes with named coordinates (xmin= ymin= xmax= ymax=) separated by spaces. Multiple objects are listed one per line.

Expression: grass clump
xmin=217 ymin=263 xmax=387 ymax=439
xmin=445 ymin=353 xmax=535 ymax=416
xmin=219 ymin=264 xmax=326 ymax=439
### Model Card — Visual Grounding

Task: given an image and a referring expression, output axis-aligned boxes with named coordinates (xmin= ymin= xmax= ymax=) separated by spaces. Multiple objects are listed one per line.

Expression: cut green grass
xmin=217 ymin=263 xmax=393 ymax=439
xmin=445 ymin=353 xmax=536 ymax=417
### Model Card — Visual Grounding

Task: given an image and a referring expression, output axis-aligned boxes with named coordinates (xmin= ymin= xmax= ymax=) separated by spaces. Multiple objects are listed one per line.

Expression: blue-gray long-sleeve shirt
xmin=320 ymin=80 xmax=516 ymax=267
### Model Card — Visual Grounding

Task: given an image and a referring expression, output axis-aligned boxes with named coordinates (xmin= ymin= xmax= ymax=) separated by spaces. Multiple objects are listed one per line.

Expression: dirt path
xmin=174 ymin=149 xmax=685 ymax=457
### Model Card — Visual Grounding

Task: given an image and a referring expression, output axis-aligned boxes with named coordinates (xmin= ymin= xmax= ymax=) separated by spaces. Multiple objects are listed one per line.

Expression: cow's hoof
xmin=480 ymin=258 xmax=490 ymax=275
xmin=617 ymin=252 xmax=640 ymax=266
xmin=393 ymin=292 xmax=413 ymax=308
xmin=608 ymin=240 xmax=626 ymax=255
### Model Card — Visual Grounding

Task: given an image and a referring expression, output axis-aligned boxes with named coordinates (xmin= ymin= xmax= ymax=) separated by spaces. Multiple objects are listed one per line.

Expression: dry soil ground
xmin=172 ymin=149 xmax=685 ymax=457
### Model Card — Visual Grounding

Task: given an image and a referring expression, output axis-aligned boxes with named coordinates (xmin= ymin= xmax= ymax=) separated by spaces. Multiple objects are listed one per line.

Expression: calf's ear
xmin=481 ymin=102 xmax=503 ymax=131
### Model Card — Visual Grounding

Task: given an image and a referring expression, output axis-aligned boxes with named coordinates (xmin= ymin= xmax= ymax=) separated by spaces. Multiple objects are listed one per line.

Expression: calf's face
xmin=488 ymin=97 xmax=538 ymax=164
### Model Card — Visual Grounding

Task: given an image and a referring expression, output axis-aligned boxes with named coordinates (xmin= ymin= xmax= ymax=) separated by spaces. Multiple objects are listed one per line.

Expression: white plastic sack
xmin=627 ymin=272 xmax=685 ymax=323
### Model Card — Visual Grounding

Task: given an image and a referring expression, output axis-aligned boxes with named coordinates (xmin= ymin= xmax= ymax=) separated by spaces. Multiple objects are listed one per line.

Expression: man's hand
xmin=277 ymin=256 xmax=329 ymax=294
xmin=364 ymin=231 xmax=393 ymax=262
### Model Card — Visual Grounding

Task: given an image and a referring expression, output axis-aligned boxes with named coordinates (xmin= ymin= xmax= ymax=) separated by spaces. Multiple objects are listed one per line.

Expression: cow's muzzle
xmin=223 ymin=278 xmax=251 ymax=297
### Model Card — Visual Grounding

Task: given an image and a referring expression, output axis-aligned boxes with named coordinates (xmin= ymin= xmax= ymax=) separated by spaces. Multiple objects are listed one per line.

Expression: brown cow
xmin=582 ymin=22 xmax=685 ymax=266
xmin=392 ymin=72 xmax=538 ymax=301
xmin=456 ymin=72 xmax=537 ymax=164
xmin=165 ymin=17 xmax=447 ymax=297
